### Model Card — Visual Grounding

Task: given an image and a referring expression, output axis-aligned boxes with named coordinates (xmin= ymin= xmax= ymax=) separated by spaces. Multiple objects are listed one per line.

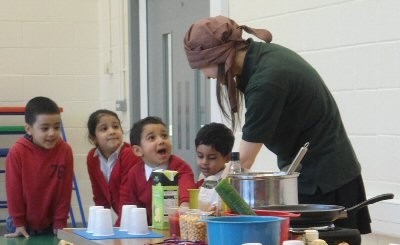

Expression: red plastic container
xmin=224 ymin=209 xmax=300 ymax=244
xmin=168 ymin=210 xmax=181 ymax=237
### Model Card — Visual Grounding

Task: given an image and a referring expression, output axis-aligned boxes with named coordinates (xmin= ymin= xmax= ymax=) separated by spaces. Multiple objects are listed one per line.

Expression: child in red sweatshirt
xmin=120 ymin=116 xmax=196 ymax=225
xmin=5 ymin=97 xmax=73 ymax=238
xmin=86 ymin=109 xmax=139 ymax=225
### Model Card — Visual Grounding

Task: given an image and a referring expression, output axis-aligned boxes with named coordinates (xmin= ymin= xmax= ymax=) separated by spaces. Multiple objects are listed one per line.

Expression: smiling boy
xmin=5 ymin=97 xmax=73 ymax=238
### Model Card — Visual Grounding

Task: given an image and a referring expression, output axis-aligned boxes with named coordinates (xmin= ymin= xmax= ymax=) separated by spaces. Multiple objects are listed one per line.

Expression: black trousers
xmin=299 ymin=175 xmax=372 ymax=234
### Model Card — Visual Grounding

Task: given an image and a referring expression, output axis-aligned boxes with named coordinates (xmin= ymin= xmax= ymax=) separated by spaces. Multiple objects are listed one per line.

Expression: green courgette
xmin=215 ymin=178 xmax=256 ymax=215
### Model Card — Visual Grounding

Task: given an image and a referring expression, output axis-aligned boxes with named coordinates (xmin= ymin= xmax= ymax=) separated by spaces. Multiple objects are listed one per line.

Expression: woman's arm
xmin=239 ymin=140 xmax=263 ymax=169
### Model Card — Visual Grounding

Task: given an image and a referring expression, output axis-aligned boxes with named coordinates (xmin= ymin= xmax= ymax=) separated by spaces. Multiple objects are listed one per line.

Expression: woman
xmin=183 ymin=15 xmax=371 ymax=233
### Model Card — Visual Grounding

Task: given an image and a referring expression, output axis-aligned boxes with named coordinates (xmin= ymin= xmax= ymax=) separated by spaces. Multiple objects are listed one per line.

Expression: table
xmin=0 ymin=235 xmax=60 ymax=245
xmin=57 ymin=228 xmax=169 ymax=245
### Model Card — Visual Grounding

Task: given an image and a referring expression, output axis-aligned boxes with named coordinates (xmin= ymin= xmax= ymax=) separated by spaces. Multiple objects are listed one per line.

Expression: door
xmin=147 ymin=0 xmax=210 ymax=176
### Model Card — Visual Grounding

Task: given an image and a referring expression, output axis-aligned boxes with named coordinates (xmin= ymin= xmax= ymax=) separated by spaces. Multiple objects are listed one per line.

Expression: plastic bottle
xmin=304 ymin=230 xmax=319 ymax=245
xmin=230 ymin=152 xmax=242 ymax=174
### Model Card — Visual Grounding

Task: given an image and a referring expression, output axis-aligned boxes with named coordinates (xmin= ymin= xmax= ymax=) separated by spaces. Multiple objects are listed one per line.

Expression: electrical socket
xmin=105 ymin=63 xmax=113 ymax=74
xmin=115 ymin=100 xmax=127 ymax=112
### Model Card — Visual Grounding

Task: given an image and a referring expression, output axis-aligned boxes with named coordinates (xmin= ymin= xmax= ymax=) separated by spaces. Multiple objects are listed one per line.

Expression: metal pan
xmin=258 ymin=193 xmax=394 ymax=227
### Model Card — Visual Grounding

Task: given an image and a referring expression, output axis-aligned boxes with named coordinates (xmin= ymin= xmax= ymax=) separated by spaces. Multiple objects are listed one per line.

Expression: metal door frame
xmin=128 ymin=0 xmax=228 ymax=122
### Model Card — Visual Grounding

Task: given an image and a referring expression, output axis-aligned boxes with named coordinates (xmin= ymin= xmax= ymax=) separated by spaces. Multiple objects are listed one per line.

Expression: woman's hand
xmin=208 ymin=205 xmax=217 ymax=215
xmin=4 ymin=226 xmax=29 ymax=238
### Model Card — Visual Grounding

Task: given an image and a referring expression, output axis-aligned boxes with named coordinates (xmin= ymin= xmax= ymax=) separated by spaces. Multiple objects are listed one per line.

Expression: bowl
xmin=225 ymin=210 xmax=300 ymax=244
xmin=206 ymin=216 xmax=283 ymax=245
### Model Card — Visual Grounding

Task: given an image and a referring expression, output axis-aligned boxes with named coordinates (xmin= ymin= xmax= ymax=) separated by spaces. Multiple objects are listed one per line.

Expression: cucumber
xmin=215 ymin=178 xmax=256 ymax=215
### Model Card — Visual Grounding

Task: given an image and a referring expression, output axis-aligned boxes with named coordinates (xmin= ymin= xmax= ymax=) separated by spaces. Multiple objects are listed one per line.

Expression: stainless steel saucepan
xmin=229 ymin=171 xmax=300 ymax=207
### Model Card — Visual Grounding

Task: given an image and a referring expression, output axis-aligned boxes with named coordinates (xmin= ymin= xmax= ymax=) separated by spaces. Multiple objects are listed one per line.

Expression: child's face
xmin=25 ymin=114 xmax=62 ymax=149
xmin=133 ymin=123 xmax=171 ymax=167
xmin=93 ymin=114 xmax=123 ymax=158
xmin=196 ymin=144 xmax=230 ymax=177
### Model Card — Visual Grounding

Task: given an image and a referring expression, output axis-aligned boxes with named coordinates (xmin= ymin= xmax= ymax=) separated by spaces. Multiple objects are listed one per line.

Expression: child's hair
xmin=195 ymin=122 xmax=234 ymax=157
xmin=25 ymin=96 xmax=60 ymax=125
xmin=87 ymin=109 xmax=121 ymax=143
xmin=130 ymin=116 xmax=166 ymax=145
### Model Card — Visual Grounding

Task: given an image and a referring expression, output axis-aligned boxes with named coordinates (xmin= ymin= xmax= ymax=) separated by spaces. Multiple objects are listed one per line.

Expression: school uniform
xmin=87 ymin=142 xmax=139 ymax=223
xmin=121 ymin=155 xmax=196 ymax=224
xmin=6 ymin=136 xmax=73 ymax=232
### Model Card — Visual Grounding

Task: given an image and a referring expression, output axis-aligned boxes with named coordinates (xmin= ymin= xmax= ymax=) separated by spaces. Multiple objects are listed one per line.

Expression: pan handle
xmin=346 ymin=193 xmax=394 ymax=216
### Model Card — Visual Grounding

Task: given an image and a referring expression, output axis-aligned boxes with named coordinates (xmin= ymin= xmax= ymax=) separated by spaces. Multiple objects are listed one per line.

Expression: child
xmin=194 ymin=122 xmax=235 ymax=212
xmin=86 ymin=109 xmax=139 ymax=225
xmin=121 ymin=116 xmax=196 ymax=224
xmin=5 ymin=96 xmax=73 ymax=238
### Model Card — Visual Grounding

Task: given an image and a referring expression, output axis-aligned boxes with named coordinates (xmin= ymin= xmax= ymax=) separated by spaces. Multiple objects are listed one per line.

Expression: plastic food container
xmin=179 ymin=209 xmax=208 ymax=241
xmin=206 ymin=216 xmax=283 ymax=245
xmin=167 ymin=207 xmax=188 ymax=237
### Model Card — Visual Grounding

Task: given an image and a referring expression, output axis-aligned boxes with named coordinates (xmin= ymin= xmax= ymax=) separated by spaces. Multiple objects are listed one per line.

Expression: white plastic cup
xmin=92 ymin=208 xmax=114 ymax=236
xmin=127 ymin=207 xmax=149 ymax=235
xmin=86 ymin=206 xmax=104 ymax=233
xmin=282 ymin=240 xmax=305 ymax=245
xmin=119 ymin=205 xmax=137 ymax=231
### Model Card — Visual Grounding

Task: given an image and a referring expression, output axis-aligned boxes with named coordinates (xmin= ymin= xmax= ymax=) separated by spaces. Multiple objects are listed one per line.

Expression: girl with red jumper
xmin=120 ymin=116 xmax=196 ymax=224
xmin=86 ymin=109 xmax=139 ymax=225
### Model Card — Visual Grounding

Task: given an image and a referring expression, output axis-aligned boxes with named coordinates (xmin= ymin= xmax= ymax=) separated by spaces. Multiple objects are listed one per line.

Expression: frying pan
xmin=258 ymin=193 xmax=394 ymax=227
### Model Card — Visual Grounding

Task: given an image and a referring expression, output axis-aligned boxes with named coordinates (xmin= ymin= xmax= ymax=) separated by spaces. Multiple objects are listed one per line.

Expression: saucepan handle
xmin=345 ymin=193 xmax=394 ymax=216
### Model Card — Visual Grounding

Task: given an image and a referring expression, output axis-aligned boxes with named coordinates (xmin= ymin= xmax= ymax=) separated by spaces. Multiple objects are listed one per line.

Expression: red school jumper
xmin=120 ymin=155 xmax=196 ymax=224
xmin=86 ymin=142 xmax=139 ymax=221
xmin=6 ymin=137 xmax=73 ymax=231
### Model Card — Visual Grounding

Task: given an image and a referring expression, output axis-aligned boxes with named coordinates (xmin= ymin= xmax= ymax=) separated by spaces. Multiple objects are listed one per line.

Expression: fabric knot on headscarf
xmin=183 ymin=15 xmax=272 ymax=112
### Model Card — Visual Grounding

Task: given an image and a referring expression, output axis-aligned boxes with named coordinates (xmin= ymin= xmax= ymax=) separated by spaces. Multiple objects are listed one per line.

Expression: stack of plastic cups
xmin=127 ymin=207 xmax=149 ymax=235
xmin=92 ymin=208 xmax=114 ymax=236
xmin=119 ymin=205 xmax=137 ymax=231
xmin=86 ymin=206 xmax=104 ymax=233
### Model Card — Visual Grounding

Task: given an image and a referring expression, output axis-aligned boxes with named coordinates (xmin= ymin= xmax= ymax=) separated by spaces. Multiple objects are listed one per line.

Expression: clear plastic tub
xmin=179 ymin=209 xmax=208 ymax=241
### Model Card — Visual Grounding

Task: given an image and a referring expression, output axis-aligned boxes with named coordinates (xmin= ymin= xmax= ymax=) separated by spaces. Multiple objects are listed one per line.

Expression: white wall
xmin=1 ymin=0 xmax=399 ymax=243
xmin=0 ymin=0 xmax=131 ymax=226
xmin=226 ymin=0 xmax=400 ymax=243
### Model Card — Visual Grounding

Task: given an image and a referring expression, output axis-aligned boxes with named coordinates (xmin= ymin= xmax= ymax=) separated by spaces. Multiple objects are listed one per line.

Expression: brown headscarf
xmin=183 ymin=15 xmax=272 ymax=113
